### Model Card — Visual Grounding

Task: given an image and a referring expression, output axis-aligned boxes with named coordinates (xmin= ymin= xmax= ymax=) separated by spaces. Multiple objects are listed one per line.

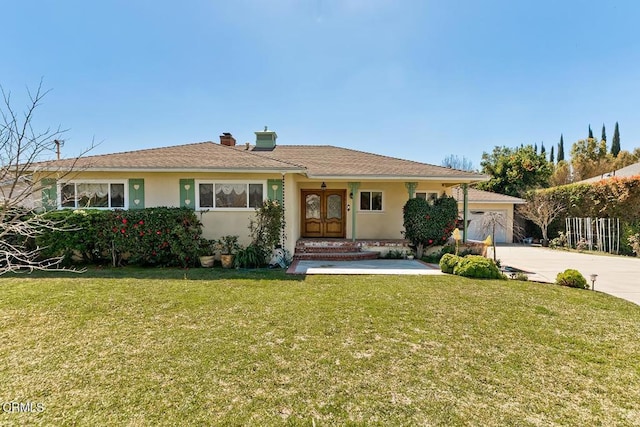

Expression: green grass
xmin=1 ymin=268 xmax=640 ymax=426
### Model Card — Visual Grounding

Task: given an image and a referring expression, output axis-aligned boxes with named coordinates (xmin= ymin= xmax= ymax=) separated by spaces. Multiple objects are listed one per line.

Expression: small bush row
xmin=439 ymin=254 xmax=504 ymax=279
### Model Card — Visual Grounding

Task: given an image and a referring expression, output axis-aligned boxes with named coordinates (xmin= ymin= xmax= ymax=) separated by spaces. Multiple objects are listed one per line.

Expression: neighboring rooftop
xmin=576 ymin=161 xmax=640 ymax=184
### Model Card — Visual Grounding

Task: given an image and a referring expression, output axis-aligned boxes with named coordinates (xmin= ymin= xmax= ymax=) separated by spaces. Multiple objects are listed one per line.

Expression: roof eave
xmin=30 ymin=167 xmax=305 ymax=174
xmin=304 ymin=174 xmax=489 ymax=182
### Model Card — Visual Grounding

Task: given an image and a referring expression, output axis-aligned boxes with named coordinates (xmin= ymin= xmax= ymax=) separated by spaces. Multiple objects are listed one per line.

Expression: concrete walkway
xmin=489 ymin=244 xmax=640 ymax=305
xmin=288 ymin=259 xmax=443 ymax=275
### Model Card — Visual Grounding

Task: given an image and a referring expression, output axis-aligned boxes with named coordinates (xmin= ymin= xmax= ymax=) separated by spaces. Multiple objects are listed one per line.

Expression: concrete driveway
xmin=489 ymin=245 xmax=640 ymax=305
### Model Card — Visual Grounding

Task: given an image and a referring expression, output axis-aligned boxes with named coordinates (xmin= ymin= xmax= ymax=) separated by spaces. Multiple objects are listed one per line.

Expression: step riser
xmin=294 ymin=252 xmax=379 ymax=261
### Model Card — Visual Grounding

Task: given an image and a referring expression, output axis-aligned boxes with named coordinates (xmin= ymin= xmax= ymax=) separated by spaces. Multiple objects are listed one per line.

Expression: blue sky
xmin=4 ymin=0 xmax=640 ymax=169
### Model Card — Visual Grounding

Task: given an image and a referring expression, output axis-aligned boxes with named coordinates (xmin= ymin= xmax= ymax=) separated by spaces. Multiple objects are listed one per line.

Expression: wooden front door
xmin=301 ymin=190 xmax=346 ymax=238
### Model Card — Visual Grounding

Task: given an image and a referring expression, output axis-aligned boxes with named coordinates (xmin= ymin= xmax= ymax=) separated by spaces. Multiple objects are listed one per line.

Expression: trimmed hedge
xmin=542 ymin=176 xmax=640 ymax=243
xmin=453 ymin=255 xmax=504 ymax=279
xmin=439 ymin=253 xmax=462 ymax=274
xmin=555 ymin=269 xmax=589 ymax=289
xmin=38 ymin=208 xmax=203 ymax=267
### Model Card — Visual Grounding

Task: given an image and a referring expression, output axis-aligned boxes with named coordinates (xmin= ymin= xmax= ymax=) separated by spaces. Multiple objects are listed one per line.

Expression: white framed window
xmin=59 ymin=180 xmax=127 ymax=209
xmin=196 ymin=181 xmax=265 ymax=210
xmin=416 ymin=191 xmax=439 ymax=204
xmin=359 ymin=190 xmax=383 ymax=211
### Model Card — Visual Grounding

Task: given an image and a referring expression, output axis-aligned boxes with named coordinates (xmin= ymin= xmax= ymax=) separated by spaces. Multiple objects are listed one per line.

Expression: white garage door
xmin=466 ymin=210 xmax=507 ymax=243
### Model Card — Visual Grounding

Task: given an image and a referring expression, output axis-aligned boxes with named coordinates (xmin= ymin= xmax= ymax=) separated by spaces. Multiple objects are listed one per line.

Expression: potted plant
xmin=198 ymin=239 xmax=217 ymax=268
xmin=216 ymin=235 xmax=241 ymax=269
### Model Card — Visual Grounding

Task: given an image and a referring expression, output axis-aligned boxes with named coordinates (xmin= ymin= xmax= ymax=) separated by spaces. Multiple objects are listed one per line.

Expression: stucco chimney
xmin=219 ymin=132 xmax=236 ymax=146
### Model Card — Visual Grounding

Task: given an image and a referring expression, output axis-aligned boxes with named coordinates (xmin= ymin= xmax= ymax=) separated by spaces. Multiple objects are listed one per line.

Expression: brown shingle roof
xmin=251 ymin=145 xmax=487 ymax=181
xmin=34 ymin=142 xmax=302 ymax=172
xmin=451 ymin=186 xmax=526 ymax=204
xmin=34 ymin=141 xmax=488 ymax=183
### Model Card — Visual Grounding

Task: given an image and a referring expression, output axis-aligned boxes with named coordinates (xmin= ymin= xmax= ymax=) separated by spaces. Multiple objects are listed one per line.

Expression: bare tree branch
xmin=0 ymin=80 xmax=95 ymax=275
xmin=517 ymin=192 xmax=566 ymax=242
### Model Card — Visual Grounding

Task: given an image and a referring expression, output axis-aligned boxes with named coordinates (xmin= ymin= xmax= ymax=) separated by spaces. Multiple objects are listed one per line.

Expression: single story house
xmin=33 ymin=129 xmax=489 ymax=256
xmin=451 ymin=186 xmax=526 ymax=243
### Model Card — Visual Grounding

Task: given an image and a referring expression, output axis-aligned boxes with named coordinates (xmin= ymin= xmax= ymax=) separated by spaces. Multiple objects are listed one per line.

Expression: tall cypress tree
xmin=588 ymin=124 xmax=593 ymax=139
xmin=534 ymin=143 xmax=538 ymax=153
xmin=601 ymin=123 xmax=606 ymax=142
xmin=550 ymin=145 xmax=555 ymax=163
xmin=541 ymin=142 xmax=546 ymax=155
xmin=611 ymin=122 xmax=621 ymax=157
xmin=558 ymin=134 xmax=565 ymax=162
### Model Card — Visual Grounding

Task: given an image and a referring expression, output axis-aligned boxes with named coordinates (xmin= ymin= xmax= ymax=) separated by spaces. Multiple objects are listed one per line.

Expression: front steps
xmin=293 ymin=239 xmax=379 ymax=261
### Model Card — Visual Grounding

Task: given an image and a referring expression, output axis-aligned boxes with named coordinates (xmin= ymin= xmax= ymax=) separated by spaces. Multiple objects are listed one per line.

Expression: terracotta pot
xmin=220 ymin=254 xmax=235 ymax=269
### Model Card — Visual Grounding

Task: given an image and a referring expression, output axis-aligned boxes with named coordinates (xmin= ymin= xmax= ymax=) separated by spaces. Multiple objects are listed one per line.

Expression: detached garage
xmin=451 ymin=187 xmax=525 ymax=243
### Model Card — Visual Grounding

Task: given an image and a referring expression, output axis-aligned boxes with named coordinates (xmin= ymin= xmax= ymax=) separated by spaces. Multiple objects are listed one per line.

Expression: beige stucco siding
xmin=35 ymin=171 xmax=286 ymax=248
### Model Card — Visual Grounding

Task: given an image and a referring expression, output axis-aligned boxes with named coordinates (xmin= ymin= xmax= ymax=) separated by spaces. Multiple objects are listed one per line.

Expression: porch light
xmin=590 ymin=274 xmax=598 ymax=291
xmin=321 ymin=182 xmax=327 ymax=191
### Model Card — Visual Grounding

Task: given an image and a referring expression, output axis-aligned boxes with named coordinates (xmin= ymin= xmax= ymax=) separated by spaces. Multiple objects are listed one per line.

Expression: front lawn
xmin=1 ymin=269 xmax=640 ymax=425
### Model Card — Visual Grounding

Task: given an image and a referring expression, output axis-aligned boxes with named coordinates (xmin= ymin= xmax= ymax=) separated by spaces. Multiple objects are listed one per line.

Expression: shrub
xmin=235 ymin=244 xmax=266 ymax=268
xmin=512 ymin=272 xmax=529 ymax=281
xmin=402 ymin=196 xmax=458 ymax=258
xmin=629 ymin=234 xmax=640 ymax=257
xmin=453 ymin=255 xmax=504 ymax=279
xmin=249 ymin=199 xmax=284 ymax=258
xmin=383 ymin=249 xmax=405 ymax=259
xmin=555 ymin=269 xmax=589 ymax=289
xmin=439 ymin=253 xmax=462 ymax=274
xmin=38 ymin=207 xmax=203 ymax=268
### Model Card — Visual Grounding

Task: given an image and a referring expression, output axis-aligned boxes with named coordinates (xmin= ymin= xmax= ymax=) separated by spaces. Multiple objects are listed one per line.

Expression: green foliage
xmin=512 ymin=272 xmax=529 ymax=281
xmin=249 ymin=199 xmax=284 ymax=252
xmin=549 ymin=145 xmax=555 ymax=164
xmin=558 ymin=134 xmax=565 ymax=162
xmin=628 ymin=233 xmax=640 ymax=257
xmin=383 ymin=249 xmax=406 ymax=259
xmin=216 ymin=235 xmax=241 ymax=255
xmin=620 ymin=222 xmax=640 ymax=256
xmin=38 ymin=208 xmax=203 ymax=267
xmin=453 ymin=255 xmax=504 ymax=279
xmin=612 ymin=122 xmax=621 ymax=157
xmin=402 ymin=196 xmax=458 ymax=253
xmin=543 ymin=177 xmax=640 ymax=230
xmin=235 ymin=244 xmax=266 ymax=268
xmin=555 ymin=269 xmax=589 ymax=289
xmin=439 ymin=253 xmax=461 ymax=274
xmin=478 ymin=145 xmax=552 ymax=197
xmin=38 ymin=209 xmax=111 ymax=265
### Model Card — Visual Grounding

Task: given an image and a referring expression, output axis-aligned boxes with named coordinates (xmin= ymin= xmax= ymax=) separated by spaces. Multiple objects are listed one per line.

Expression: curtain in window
xmin=215 ymin=184 xmax=247 ymax=208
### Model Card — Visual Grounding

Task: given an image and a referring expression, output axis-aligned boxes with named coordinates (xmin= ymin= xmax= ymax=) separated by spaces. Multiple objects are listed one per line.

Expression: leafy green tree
xmin=550 ymin=160 xmax=571 ymax=186
xmin=611 ymin=122 xmax=621 ymax=157
xmin=601 ymin=123 xmax=606 ymax=143
xmin=570 ymin=137 xmax=609 ymax=180
xmin=558 ymin=134 xmax=565 ymax=162
xmin=540 ymin=142 xmax=546 ymax=157
xmin=550 ymin=145 xmax=555 ymax=164
xmin=477 ymin=145 xmax=552 ymax=197
xmin=588 ymin=124 xmax=593 ymax=139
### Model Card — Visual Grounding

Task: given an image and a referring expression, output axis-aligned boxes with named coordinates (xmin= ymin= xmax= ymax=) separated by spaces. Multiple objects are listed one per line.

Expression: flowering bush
xmin=402 ymin=196 xmax=458 ymax=258
xmin=39 ymin=208 xmax=203 ymax=267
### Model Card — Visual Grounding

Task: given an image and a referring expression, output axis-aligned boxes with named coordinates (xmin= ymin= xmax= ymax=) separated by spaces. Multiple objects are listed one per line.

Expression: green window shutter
xmin=128 ymin=179 xmax=145 ymax=209
xmin=41 ymin=178 xmax=57 ymax=211
xmin=267 ymin=179 xmax=283 ymax=205
xmin=180 ymin=179 xmax=195 ymax=209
